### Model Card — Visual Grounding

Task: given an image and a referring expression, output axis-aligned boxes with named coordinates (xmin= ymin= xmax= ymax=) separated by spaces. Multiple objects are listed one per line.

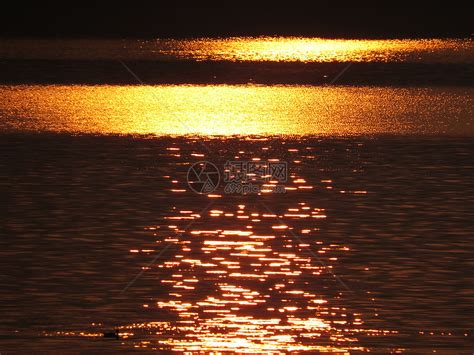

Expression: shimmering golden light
xmin=162 ymin=37 xmax=472 ymax=63
xmin=1 ymin=85 xmax=473 ymax=136
xmin=100 ymin=185 xmax=398 ymax=353
xmin=3 ymin=37 xmax=471 ymax=63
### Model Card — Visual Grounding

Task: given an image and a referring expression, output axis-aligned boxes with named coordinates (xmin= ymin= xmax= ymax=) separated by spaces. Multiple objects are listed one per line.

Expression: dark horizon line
xmin=1 ymin=33 xmax=472 ymax=40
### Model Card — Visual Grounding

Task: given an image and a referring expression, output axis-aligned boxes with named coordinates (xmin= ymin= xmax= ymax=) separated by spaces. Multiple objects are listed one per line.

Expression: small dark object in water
xmin=103 ymin=329 xmax=119 ymax=339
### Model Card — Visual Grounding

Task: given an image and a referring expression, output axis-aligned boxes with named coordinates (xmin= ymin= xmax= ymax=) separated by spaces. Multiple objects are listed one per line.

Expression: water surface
xmin=1 ymin=85 xmax=472 ymax=135
xmin=1 ymin=37 xmax=472 ymax=63
xmin=1 ymin=135 xmax=473 ymax=353
xmin=1 ymin=36 xmax=473 ymax=353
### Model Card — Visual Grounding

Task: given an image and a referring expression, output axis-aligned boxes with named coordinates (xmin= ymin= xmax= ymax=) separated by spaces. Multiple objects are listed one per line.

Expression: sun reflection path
xmin=2 ymin=85 xmax=472 ymax=136
xmin=153 ymin=206 xmax=357 ymax=352
xmin=157 ymin=37 xmax=473 ymax=63
xmin=117 ymin=158 xmax=395 ymax=353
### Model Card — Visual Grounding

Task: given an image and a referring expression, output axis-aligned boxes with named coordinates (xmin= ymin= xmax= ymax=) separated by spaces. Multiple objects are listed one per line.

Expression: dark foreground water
xmin=1 ymin=134 xmax=473 ymax=353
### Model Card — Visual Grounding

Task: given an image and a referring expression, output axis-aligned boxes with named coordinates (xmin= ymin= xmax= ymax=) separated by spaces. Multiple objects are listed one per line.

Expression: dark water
xmin=1 ymin=134 xmax=473 ymax=353
xmin=1 ymin=37 xmax=473 ymax=353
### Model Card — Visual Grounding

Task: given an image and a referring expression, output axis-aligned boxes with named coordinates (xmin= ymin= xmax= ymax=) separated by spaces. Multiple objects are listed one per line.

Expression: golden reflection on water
xmin=110 ymin=168 xmax=396 ymax=353
xmin=159 ymin=37 xmax=473 ymax=63
xmin=1 ymin=37 xmax=472 ymax=63
xmin=1 ymin=85 xmax=472 ymax=136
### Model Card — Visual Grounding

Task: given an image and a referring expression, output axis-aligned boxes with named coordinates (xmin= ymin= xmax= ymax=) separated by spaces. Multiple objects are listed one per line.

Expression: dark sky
xmin=0 ymin=2 xmax=471 ymax=38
